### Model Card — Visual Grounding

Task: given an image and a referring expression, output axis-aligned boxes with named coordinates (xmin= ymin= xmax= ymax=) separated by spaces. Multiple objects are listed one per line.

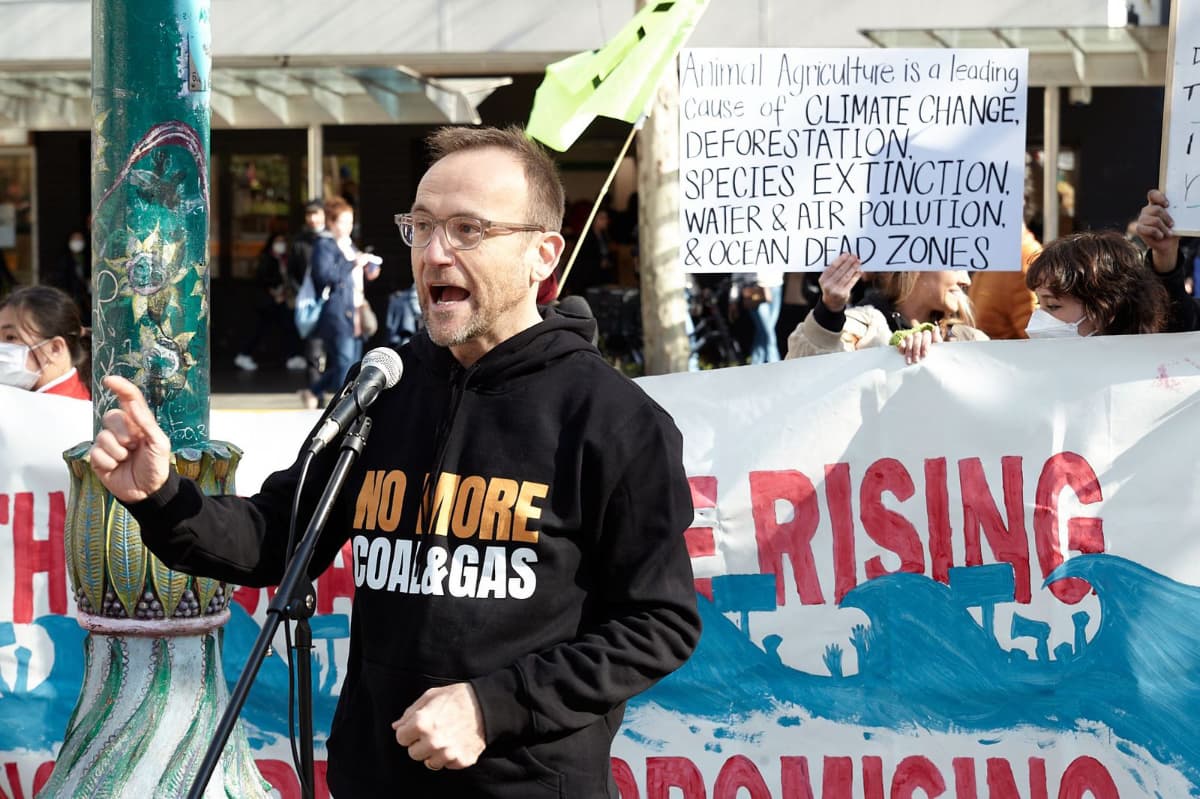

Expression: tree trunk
xmin=635 ymin=9 xmax=690 ymax=375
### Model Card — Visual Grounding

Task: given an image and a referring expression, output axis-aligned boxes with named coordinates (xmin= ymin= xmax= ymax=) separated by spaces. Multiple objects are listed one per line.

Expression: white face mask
xmin=1025 ymin=308 xmax=1087 ymax=339
xmin=68 ymin=238 xmax=86 ymax=254
xmin=0 ymin=340 xmax=47 ymax=390
xmin=272 ymin=241 xmax=288 ymax=257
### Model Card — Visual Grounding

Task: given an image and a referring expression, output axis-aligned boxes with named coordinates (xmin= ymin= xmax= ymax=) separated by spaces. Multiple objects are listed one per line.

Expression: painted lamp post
xmin=38 ymin=2 xmax=269 ymax=797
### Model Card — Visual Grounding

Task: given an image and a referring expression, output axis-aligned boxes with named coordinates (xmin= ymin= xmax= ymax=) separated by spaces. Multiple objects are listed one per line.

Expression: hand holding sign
xmin=817 ymin=253 xmax=863 ymax=312
xmin=1135 ymin=189 xmax=1179 ymax=275
xmin=90 ymin=375 xmax=172 ymax=503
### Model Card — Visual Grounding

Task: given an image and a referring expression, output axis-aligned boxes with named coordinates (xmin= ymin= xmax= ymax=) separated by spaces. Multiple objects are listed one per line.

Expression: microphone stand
xmin=188 ymin=414 xmax=373 ymax=799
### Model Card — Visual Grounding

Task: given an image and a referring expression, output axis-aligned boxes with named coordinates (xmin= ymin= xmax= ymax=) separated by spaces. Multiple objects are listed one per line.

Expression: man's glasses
xmin=395 ymin=212 xmax=546 ymax=251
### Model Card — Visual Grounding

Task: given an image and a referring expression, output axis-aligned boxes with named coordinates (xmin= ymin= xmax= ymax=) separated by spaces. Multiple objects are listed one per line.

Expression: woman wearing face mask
xmin=786 ymin=253 xmax=988 ymax=364
xmin=44 ymin=229 xmax=92 ymax=325
xmin=1024 ymin=231 xmax=1168 ymax=339
xmin=0 ymin=285 xmax=91 ymax=398
xmin=234 ymin=231 xmax=304 ymax=372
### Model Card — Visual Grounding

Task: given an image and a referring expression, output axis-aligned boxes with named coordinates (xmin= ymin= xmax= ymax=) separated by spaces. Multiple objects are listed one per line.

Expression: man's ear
xmin=531 ymin=231 xmax=566 ymax=283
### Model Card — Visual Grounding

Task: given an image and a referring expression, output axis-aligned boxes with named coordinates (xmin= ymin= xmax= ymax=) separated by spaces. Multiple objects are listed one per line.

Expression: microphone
xmin=307 ymin=347 xmax=403 ymax=454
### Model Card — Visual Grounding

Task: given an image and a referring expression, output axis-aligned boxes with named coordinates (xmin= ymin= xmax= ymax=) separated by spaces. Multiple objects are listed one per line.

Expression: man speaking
xmin=90 ymin=125 xmax=701 ymax=798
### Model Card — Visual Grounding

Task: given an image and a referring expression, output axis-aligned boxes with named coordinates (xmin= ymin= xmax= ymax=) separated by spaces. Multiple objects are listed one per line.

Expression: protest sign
xmin=679 ymin=48 xmax=1028 ymax=272
xmin=5 ymin=333 xmax=1200 ymax=797
xmin=1161 ymin=0 xmax=1200 ymax=234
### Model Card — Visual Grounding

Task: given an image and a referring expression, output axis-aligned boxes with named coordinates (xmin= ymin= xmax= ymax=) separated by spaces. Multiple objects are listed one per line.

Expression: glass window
xmin=1025 ymin=146 xmax=1079 ymax=241
xmin=229 ymin=154 xmax=290 ymax=280
xmin=0 ymin=148 xmax=36 ymax=290
xmin=301 ymin=152 xmax=361 ymax=231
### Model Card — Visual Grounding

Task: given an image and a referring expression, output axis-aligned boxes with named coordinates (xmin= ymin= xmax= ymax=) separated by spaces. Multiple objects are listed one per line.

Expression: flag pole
xmin=555 ymin=114 xmax=644 ymax=299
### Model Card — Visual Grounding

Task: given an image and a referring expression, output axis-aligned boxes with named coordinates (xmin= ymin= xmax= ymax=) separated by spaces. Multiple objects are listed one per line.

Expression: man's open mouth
xmin=431 ymin=285 xmax=470 ymax=304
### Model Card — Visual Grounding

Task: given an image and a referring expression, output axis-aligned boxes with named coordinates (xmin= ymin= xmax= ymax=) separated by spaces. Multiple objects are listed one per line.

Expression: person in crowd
xmin=291 ymin=199 xmax=328 ymax=394
xmin=564 ymin=206 xmax=615 ymax=296
xmin=88 ymin=124 xmax=700 ymax=797
xmin=1132 ymin=189 xmax=1200 ymax=330
xmin=737 ymin=269 xmax=784 ymax=364
xmin=0 ymin=249 xmax=15 ymax=297
xmin=43 ymin=229 xmax=92 ymax=325
xmin=786 ymin=253 xmax=986 ymax=363
xmin=1024 ymin=230 xmax=1169 ymax=338
xmin=968 ymin=223 xmax=1041 ymax=339
xmin=299 ymin=196 xmax=378 ymax=409
xmin=0 ymin=285 xmax=91 ymax=398
xmin=235 ymin=231 xmax=305 ymax=372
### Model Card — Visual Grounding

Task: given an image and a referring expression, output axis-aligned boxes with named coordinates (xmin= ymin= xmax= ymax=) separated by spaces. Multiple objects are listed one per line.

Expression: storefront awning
xmin=860 ymin=25 xmax=1170 ymax=87
xmin=0 ymin=66 xmax=511 ymax=130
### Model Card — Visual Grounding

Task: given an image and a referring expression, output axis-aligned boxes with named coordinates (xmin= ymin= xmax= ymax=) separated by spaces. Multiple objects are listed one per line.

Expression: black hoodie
xmin=128 ymin=308 xmax=701 ymax=798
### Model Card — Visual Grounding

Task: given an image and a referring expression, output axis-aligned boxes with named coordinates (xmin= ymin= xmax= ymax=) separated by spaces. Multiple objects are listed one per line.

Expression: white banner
xmin=5 ymin=333 xmax=1200 ymax=797
xmin=679 ymin=47 xmax=1028 ymax=272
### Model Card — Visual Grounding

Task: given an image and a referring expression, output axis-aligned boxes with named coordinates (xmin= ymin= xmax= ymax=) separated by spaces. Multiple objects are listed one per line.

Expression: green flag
xmin=527 ymin=0 xmax=710 ymax=151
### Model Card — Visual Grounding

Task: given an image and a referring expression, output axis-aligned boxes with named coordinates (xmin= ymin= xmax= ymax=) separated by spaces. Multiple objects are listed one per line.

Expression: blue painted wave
xmin=636 ymin=554 xmax=1200 ymax=791
xmin=0 ymin=615 xmax=86 ymax=750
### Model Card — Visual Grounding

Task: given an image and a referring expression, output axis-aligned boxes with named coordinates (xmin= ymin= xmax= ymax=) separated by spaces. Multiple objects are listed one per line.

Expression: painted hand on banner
xmin=392 ymin=682 xmax=486 ymax=771
xmin=1136 ymin=189 xmax=1178 ymax=275
xmin=818 ymin=253 xmax=864 ymax=313
xmin=90 ymin=375 xmax=172 ymax=503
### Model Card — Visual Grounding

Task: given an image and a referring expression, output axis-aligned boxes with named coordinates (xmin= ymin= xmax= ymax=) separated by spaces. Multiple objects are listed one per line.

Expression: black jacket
xmin=128 ymin=309 xmax=701 ymax=798
xmin=1147 ymin=247 xmax=1200 ymax=332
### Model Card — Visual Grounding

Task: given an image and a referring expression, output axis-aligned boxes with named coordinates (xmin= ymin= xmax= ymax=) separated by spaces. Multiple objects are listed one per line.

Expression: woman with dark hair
xmin=0 ymin=285 xmax=91 ymax=398
xmin=235 ymin=230 xmax=303 ymax=372
xmin=786 ymin=253 xmax=987 ymax=364
xmin=1024 ymin=231 xmax=1169 ymax=338
xmin=44 ymin=229 xmax=92 ymax=325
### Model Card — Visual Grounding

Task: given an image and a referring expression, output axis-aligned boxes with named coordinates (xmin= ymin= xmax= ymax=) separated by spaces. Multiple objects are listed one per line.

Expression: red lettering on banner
xmin=861 ymin=459 xmax=923 ymax=580
xmin=864 ymin=754 xmax=886 ymax=799
xmin=1029 ymin=757 xmax=1049 ymax=799
xmin=984 ymin=756 xmax=1020 ymax=796
xmin=825 ymin=464 xmax=856 ymax=603
xmin=713 ymin=754 xmax=770 ymax=798
xmin=314 ymin=760 xmax=330 ymax=799
xmin=749 ymin=470 xmax=823 ymax=605
xmin=779 ymin=756 xmax=816 ymax=798
xmin=924 ymin=458 xmax=953 ymax=586
xmin=32 ymin=761 xmax=53 ymax=796
xmin=621 ymin=753 xmax=1114 ymax=798
xmin=234 ymin=585 xmax=278 ymax=615
xmin=613 ymin=757 xmax=640 ymax=799
xmin=317 ymin=541 xmax=357 ymax=614
xmin=0 ymin=761 xmax=52 ymax=799
xmin=960 ymin=457 xmax=1030 ymax=602
xmin=3 ymin=762 xmax=24 ymax=799
xmin=891 ymin=755 xmax=944 ymax=797
xmin=952 ymin=756 xmax=977 ymax=798
xmin=1058 ymin=756 xmax=1119 ymax=799
xmin=822 ymin=756 xmax=854 ymax=796
xmin=11 ymin=492 xmax=67 ymax=623
xmin=686 ymin=476 xmax=718 ymax=600
xmin=646 ymin=756 xmax=705 ymax=798
xmin=1034 ymin=453 xmax=1105 ymax=604
xmin=685 ymin=475 xmax=718 ymax=559
xmin=255 ymin=759 xmax=300 ymax=798
xmin=742 ymin=453 xmax=1107 ymax=609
